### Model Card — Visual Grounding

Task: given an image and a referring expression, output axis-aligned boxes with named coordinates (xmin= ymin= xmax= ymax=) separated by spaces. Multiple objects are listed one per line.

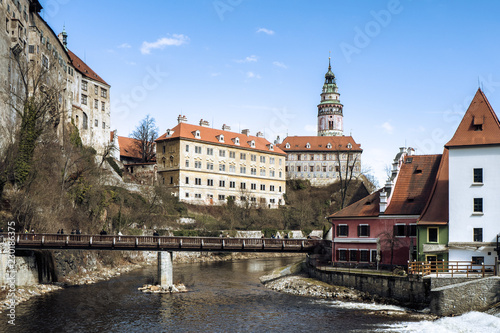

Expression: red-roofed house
xmin=445 ymin=89 xmax=500 ymax=266
xmin=329 ymin=149 xmax=442 ymax=268
xmin=155 ymin=116 xmax=286 ymax=207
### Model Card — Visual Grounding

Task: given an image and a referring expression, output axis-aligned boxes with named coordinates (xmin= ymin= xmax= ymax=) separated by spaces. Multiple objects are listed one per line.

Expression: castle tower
xmin=317 ymin=57 xmax=343 ymax=136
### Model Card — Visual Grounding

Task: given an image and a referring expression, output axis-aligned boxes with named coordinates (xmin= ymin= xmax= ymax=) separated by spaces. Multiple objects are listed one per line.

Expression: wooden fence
xmin=408 ymin=260 xmax=496 ymax=277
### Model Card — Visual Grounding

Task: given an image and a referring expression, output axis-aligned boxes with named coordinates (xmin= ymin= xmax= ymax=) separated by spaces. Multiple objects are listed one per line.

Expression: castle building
xmin=279 ymin=58 xmax=362 ymax=186
xmin=0 ymin=1 xmax=111 ymax=155
xmin=155 ymin=116 xmax=286 ymax=208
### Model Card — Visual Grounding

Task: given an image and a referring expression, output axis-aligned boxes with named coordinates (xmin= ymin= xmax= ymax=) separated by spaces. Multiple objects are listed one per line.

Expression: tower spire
xmin=317 ymin=55 xmax=343 ymax=137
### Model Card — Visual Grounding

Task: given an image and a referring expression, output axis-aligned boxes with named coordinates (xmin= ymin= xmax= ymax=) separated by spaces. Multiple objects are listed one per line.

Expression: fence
xmin=408 ymin=260 xmax=496 ymax=277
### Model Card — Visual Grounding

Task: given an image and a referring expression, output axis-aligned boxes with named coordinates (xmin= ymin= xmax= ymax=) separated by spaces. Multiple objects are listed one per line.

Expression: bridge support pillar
xmin=157 ymin=251 xmax=173 ymax=288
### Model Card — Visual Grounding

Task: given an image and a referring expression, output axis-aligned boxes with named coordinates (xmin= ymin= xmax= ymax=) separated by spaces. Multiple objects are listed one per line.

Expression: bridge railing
xmin=8 ymin=233 xmax=323 ymax=252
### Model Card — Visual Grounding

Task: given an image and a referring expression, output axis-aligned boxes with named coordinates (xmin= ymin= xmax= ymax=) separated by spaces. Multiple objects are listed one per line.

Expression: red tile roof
xmin=418 ymin=149 xmax=449 ymax=225
xmin=384 ymin=154 xmax=442 ymax=215
xmin=446 ymin=89 xmax=500 ymax=147
xmin=329 ymin=189 xmax=382 ymax=218
xmin=118 ymin=136 xmax=141 ymax=159
xmin=68 ymin=50 xmax=109 ymax=86
xmin=278 ymin=136 xmax=362 ymax=152
xmin=156 ymin=123 xmax=286 ymax=155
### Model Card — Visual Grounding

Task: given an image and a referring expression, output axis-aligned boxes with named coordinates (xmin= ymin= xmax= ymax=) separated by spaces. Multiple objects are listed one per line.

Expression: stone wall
xmin=305 ymin=259 xmax=432 ymax=309
xmin=430 ymin=277 xmax=500 ymax=316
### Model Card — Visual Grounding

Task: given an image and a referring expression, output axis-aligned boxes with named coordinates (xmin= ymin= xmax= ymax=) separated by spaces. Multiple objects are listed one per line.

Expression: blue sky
xmin=42 ymin=0 xmax=500 ymax=186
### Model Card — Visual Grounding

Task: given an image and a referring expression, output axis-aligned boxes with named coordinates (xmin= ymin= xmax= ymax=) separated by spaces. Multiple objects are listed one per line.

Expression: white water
xmin=376 ymin=311 xmax=500 ymax=333
xmin=314 ymin=299 xmax=408 ymax=312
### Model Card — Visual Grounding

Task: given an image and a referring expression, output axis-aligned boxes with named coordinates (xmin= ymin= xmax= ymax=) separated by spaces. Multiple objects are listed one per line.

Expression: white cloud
xmin=381 ymin=121 xmax=394 ymax=134
xmin=257 ymin=28 xmax=275 ymax=35
xmin=140 ymin=34 xmax=189 ymax=55
xmin=246 ymin=71 xmax=261 ymax=79
xmin=235 ymin=55 xmax=258 ymax=63
xmin=273 ymin=61 xmax=287 ymax=69
xmin=118 ymin=43 xmax=131 ymax=49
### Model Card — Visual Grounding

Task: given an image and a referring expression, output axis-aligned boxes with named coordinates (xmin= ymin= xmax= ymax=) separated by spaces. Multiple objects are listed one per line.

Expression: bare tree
xmin=131 ymin=115 xmax=158 ymax=162
xmin=378 ymin=228 xmax=404 ymax=268
xmin=334 ymin=146 xmax=361 ymax=209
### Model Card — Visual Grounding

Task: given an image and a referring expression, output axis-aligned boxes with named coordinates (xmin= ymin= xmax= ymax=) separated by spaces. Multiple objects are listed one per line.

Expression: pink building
xmin=329 ymin=151 xmax=442 ymax=268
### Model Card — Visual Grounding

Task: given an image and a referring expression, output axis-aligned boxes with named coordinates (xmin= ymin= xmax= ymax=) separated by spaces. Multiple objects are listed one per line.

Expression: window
xmin=270 ymin=198 xmax=275 ymax=204
xmin=428 ymin=227 xmax=438 ymax=243
xmin=195 ymin=146 xmax=202 ymax=154
xmin=240 ymin=153 xmax=246 ymax=160
xmin=195 ymin=193 xmax=202 ymax=198
xmin=94 ymin=99 xmax=99 ymax=109
xmin=218 ymin=195 xmax=225 ymax=201
xmin=473 ymin=228 xmax=483 ymax=242
xmin=270 ymin=157 xmax=275 ymax=164
xmin=408 ymin=224 xmax=417 ymax=237
xmin=101 ymin=88 xmax=107 ymax=98
xmin=279 ymin=171 xmax=282 ymax=178
xmin=360 ymin=250 xmax=369 ymax=262
xmin=94 ymin=119 xmax=98 ymax=127
xmin=349 ymin=250 xmax=358 ymax=262
xmin=260 ymin=156 xmax=266 ymax=163
xmin=338 ymin=249 xmax=347 ymax=261
xmin=186 ymin=145 xmax=190 ymax=152
xmin=28 ymin=45 xmax=35 ymax=53
xmin=472 ymin=256 xmax=484 ymax=265
xmin=219 ymin=150 xmax=226 ymax=157
xmin=260 ymin=169 xmax=266 ymax=176
xmin=81 ymin=94 xmax=87 ymax=105
xmin=394 ymin=224 xmax=406 ymax=237
xmin=251 ymin=154 xmax=256 ymax=162
xmin=207 ymin=148 xmax=213 ymax=155
xmin=371 ymin=250 xmax=378 ymax=263
xmin=270 ymin=170 xmax=275 ymax=177
xmin=473 ymin=198 xmax=483 ymax=213
xmin=309 ymin=166 xmax=314 ymax=172
xmin=219 ymin=164 xmax=226 ymax=172
xmin=251 ymin=168 xmax=256 ymax=175
xmin=185 ymin=177 xmax=189 ymax=184
xmin=229 ymin=181 xmax=236 ymax=188
xmin=297 ymin=166 xmax=301 ymax=172
xmin=240 ymin=196 xmax=247 ymax=201
xmin=195 ymin=178 xmax=201 ymax=185
xmin=102 ymin=122 xmax=106 ymax=129
xmin=240 ymin=182 xmax=246 ymax=190
xmin=278 ymin=186 xmax=282 ymax=192
xmin=270 ymin=185 xmax=275 ymax=192
xmin=94 ymin=85 xmax=99 ymax=95
xmin=473 ymin=168 xmax=483 ymax=183
xmin=170 ymin=177 xmax=173 ymax=184
xmin=207 ymin=179 xmax=213 ymax=186
xmin=219 ymin=180 xmax=225 ymax=187
xmin=251 ymin=183 xmax=256 ymax=190
xmin=297 ymin=154 xmax=301 ymax=161
xmin=185 ymin=160 xmax=189 ymax=167
xmin=337 ymin=225 xmax=348 ymax=237
xmin=82 ymin=80 xmax=88 ymax=91
xmin=358 ymin=224 xmax=370 ymax=237
xmin=229 ymin=151 xmax=236 ymax=158
xmin=101 ymin=102 xmax=105 ymax=111
xmin=229 ymin=165 xmax=236 ymax=173
xmin=260 ymin=184 xmax=265 ymax=191
xmin=207 ymin=162 xmax=214 ymax=170
xmin=195 ymin=161 xmax=202 ymax=169
xmin=240 ymin=166 xmax=246 ymax=174
xmin=185 ymin=192 xmax=189 ymax=198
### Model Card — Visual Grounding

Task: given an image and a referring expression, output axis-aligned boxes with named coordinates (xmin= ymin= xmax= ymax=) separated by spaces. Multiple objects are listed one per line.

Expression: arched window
xmin=82 ymin=112 xmax=88 ymax=130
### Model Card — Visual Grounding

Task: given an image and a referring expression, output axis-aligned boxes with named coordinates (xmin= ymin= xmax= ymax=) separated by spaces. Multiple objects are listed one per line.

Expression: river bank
xmin=260 ymin=262 xmax=439 ymax=321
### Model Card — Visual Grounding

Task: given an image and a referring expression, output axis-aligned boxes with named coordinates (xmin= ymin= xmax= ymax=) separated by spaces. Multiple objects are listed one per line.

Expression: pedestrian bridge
xmin=12 ymin=233 xmax=323 ymax=253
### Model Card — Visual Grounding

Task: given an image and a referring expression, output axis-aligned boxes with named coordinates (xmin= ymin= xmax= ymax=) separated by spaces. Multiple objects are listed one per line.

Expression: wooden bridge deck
xmin=7 ymin=233 xmax=324 ymax=253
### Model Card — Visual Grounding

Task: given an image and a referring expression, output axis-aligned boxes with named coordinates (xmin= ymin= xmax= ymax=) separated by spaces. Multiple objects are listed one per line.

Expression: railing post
xmin=242 ymin=240 xmax=245 ymax=250
xmin=262 ymin=240 xmax=265 ymax=250
xmin=179 ymin=239 xmax=182 ymax=249
xmin=135 ymin=238 xmax=138 ymax=248
xmin=41 ymin=235 xmax=45 ymax=246
xmin=222 ymin=239 xmax=225 ymax=249
xmin=201 ymin=239 xmax=204 ymax=250
xmin=89 ymin=236 xmax=92 ymax=246
xmin=112 ymin=237 xmax=115 ymax=247
xmin=66 ymin=236 xmax=69 ymax=246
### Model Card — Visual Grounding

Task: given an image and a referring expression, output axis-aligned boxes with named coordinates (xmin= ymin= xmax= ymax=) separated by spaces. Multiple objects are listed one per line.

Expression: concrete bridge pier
xmin=157 ymin=251 xmax=173 ymax=288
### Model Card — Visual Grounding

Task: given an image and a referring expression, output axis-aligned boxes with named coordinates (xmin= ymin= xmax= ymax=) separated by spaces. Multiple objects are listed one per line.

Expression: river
xmin=2 ymin=257 xmax=500 ymax=332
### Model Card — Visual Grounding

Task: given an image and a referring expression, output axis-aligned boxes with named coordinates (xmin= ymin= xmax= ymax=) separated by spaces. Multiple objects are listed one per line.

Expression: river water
xmin=2 ymin=257 xmax=500 ymax=332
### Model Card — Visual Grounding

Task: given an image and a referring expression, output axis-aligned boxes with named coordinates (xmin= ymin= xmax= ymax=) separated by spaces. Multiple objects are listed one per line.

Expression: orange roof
xmin=418 ymin=149 xmax=449 ymax=225
xmin=384 ymin=154 xmax=442 ymax=215
xmin=156 ymin=123 xmax=286 ymax=155
xmin=329 ymin=189 xmax=382 ymax=218
xmin=278 ymin=136 xmax=362 ymax=152
xmin=118 ymin=136 xmax=141 ymax=159
xmin=446 ymin=89 xmax=500 ymax=147
xmin=68 ymin=50 xmax=109 ymax=86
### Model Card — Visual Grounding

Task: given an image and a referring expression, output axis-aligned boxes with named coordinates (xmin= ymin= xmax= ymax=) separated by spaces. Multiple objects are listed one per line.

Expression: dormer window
xmin=166 ymin=129 xmax=171 ymax=137
xmin=306 ymin=143 xmax=311 ymax=149
xmin=473 ymin=116 xmax=483 ymax=131
xmin=217 ymin=134 xmax=224 ymax=143
xmin=267 ymin=143 xmax=274 ymax=151
xmin=249 ymin=140 xmax=255 ymax=148
xmin=285 ymin=143 xmax=290 ymax=149
xmin=347 ymin=143 xmax=352 ymax=149
xmin=192 ymin=130 xmax=201 ymax=138
xmin=233 ymin=137 xmax=240 ymax=145
xmin=327 ymin=143 xmax=332 ymax=149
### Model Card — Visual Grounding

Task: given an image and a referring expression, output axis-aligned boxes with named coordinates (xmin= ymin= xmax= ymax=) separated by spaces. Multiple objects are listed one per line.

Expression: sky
xmin=41 ymin=0 xmax=500 ymax=186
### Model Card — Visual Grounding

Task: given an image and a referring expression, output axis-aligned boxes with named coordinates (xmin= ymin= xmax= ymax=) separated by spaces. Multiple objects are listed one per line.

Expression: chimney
xmin=379 ymin=190 xmax=387 ymax=213
xmin=256 ymin=131 xmax=264 ymax=138
xmin=177 ymin=115 xmax=188 ymax=124
xmin=241 ymin=129 xmax=250 ymax=136
xmin=199 ymin=119 xmax=210 ymax=127
xmin=222 ymin=124 xmax=231 ymax=131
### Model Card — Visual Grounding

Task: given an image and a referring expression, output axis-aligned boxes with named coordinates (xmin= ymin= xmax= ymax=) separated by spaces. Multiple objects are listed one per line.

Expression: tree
xmin=378 ymin=228 xmax=404 ymax=268
xmin=334 ymin=146 xmax=361 ymax=209
xmin=131 ymin=115 xmax=158 ymax=162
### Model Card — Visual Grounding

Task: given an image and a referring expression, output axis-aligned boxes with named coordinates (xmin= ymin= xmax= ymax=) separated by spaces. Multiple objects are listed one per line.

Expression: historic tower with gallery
xmin=317 ymin=57 xmax=344 ymax=136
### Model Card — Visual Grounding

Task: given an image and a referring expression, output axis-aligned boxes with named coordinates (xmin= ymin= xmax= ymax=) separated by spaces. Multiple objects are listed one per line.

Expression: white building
xmin=446 ymin=89 xmax=500 ymax=266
